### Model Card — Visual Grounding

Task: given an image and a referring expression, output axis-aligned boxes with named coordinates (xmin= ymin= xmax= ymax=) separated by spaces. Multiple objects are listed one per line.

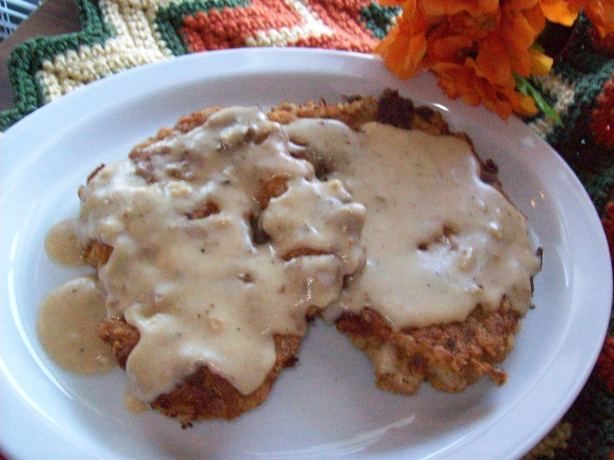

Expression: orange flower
xmin=448 ymin=11 xmax=500 ymax=39
xmin=497 ymin=2 xmax=546 ymax=76
xmin=465 ymin=58 xmax=538 ymax=116
xmin=426 ymin=35 xmax=475 ymax=64
xmin=584 ymin=0 xmax=614 ymax=37
xmin=509 ymin=0 xmax=539 ymax=7
xmin=421 ymin=0 xmax=500 ymax=17
xmin=373 ymin=0 xmax=568 ymax=119
xmin=501 ymin=2 xmax=544 ymax=49
xmin=518 ymin=92 xmax=539 ymax=114
xmin=476 ymin=35 xmax=514 ymax=85
xmin=377 ymin=0 xmax=406 ymax=5
xmin=432 ymin=60 xmax=533 ymax=118
xmin=529 ymin=48 xmax=553 ymax=74
xmin=432 ymin=62 xmax=482 ymax=105
xmin=376 ymin=15 xmax=428 ymax=78
xmin=538 ymin=0 xmax=614 ymax=39
xmin=376 ymin=1 xmax=429 ymax=78
xmin=379 ymin=0 xmax=405 ymax=6
xmin=524 ymin=2 xmax=548 ymax=35
xmin=539 ymin=0 xmax=581 ymax=25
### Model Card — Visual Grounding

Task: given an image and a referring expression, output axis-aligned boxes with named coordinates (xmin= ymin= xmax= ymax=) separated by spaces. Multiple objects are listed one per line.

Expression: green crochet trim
xmin=543 ymin=14 xmax=614 ymax=210
xmin=582 ymin=161 xmax=614 ymax=213
xmin=0 ymin=0 xmax=113 ymax=131
xmin=559 ymin=375 xmax=614 ymax=459
xmin=554 ymin=15 xmax=613 ymax=78
xmin=546 ymin=64 xmax=614 ymax=148
xmin=360 ymin=3 xmax=399 ymax=40
xmin=155 ymin=0 xmax=249 ymax=56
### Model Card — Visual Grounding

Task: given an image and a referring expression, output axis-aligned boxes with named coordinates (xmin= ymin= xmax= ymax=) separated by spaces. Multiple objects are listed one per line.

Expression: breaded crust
xmin=266 ymin=89 xmax=526 ymax=395
xmin=87 ymin=239 xmax=307 ymax=426
xmin=335 ymin=305 xmax=518 ymax=394
xmin=89 ymin=90 xmax=525 ymax=424
xmin=88 ymin=102 xmax=357 ymax=426
xmin=98 ymin=317 xmax=300 ymax=427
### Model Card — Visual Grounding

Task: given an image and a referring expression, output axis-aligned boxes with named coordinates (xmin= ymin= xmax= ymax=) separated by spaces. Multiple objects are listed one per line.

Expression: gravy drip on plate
xmin=38 ymin=277 xmax=115 ymax=374
xmin=286 ymin=119 xmax=541 ymax=328
xmin=75 ymin=107 xmax=366 ymax=401
xmin=124 ymin=391 xmax=149 ymax=413
xmin=45 ymin=218 xmax=85 ymax=266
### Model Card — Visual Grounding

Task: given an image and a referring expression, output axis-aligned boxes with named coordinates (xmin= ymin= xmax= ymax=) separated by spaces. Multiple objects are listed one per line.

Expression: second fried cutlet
xmin=268 ymin=90 xmax=541 ymax=396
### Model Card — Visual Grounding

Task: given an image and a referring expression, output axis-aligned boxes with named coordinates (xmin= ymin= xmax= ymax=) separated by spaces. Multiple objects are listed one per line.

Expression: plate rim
xmin=1 ymin=48 xmax=611 ymax=460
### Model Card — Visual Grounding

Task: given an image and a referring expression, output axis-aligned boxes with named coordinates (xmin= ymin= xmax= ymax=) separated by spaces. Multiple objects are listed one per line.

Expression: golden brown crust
xmin=185 ymin=201 xmax=220 ymax=220
xmin=83 ymin=240 xmax=112 ymax=268
xmin=335 ymin=306 xmax=519 ymax=394
xmin=89 ymin=90 xmax=521 ymax=423
xmin=266 ymin=90 xmax=448 ymax=136
xmin=267 ymin=97 xmax=378 ymax=129
xmin=257 ymin=174 xmax=290 ymax=209
xmin=261 ymin=90 xmax=522 ymax=395
xmin=97 ymin=318 xmax=299 ymax=427
xmin=91 ymin=98 xmax=382 ymax=425
xmin=151 ymin=334 xmax=299 ymax=427
xmin=97 ymin=317 xmax=139 ymax=368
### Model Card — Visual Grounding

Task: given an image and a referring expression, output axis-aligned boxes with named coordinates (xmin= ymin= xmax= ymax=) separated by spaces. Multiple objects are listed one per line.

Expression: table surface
xmin=0 ymin=0 xmax=81 ymax=111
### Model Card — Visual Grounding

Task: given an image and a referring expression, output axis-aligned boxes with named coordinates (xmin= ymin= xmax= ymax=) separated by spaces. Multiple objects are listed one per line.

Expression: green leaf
xmin=514 ymin=75 xmax=562 ymax=126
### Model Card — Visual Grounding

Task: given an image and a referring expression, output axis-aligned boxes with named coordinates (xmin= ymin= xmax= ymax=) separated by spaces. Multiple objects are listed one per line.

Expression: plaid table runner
xmin=1 ymin=0 xmax=612 ymax=457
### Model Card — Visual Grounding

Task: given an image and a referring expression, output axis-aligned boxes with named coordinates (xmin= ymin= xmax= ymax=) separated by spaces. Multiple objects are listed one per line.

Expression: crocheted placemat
xmin=1 ymin=1 xmax=612 ymax=457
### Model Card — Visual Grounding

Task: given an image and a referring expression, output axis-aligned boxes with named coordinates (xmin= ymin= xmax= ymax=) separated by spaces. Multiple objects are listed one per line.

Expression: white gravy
xmin=45 ymin=219 xmax=84 ymax=266
xmin=41 ymin=106 xmax=540 ymax=403
xmin=76 ymin=107 xmax=366 ymax=401
xmin=286 ymin=119 xmax=541 ymax=327
xmin=37 ymin=277 xmax=115 ymax=374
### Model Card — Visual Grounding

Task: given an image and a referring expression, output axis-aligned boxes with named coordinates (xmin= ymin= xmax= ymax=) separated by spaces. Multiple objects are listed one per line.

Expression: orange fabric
xmin=181 ymin=0 xmax=378 ymax=53
xmin=182 ymin=0 xmax=303 ymax=51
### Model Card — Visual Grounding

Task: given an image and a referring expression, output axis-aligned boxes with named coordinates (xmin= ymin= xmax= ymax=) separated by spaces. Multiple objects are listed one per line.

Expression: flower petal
xmin=501 ymin=5 xmax=541 ymax=49
xmin=530 ymin=49 xmax=553 ymax=75
xmin=376 ymin=26 xmax=427 ymax=78
xmin=539 ymin=0 xmax=580 ymax=26
xmin=585 ymin=0 xmax=614 ymax=38
xmin=422 ymin=0 xmax=500 ymax=17
xmin=476 ymin=35 xmax=513 ymax=85
xmin=427 ymin=35 xmax=475 ymax=63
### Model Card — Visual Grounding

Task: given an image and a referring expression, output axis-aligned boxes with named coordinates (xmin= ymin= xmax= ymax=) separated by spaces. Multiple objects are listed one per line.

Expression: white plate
xmin=1 ymin=49 xmax=611 ymax=459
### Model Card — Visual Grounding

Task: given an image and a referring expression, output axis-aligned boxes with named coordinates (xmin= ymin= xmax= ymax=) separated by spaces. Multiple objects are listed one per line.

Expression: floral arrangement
xmin=376 ymin=0 xmax=614 ymax=119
